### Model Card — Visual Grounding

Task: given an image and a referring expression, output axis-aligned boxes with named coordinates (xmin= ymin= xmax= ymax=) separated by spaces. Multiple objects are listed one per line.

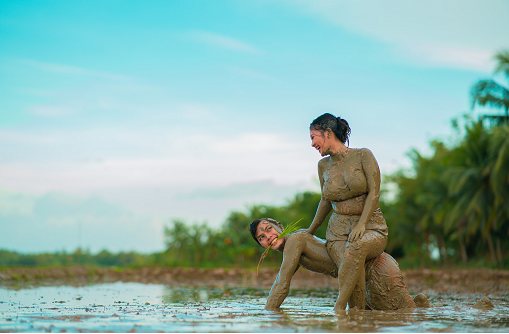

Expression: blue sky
xmin=1 ymin=0 xmax=508 ymax=253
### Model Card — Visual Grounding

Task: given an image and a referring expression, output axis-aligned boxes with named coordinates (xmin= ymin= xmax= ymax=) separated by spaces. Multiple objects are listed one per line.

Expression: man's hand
xmin=348 ymin=224 xmax=365 ymax=242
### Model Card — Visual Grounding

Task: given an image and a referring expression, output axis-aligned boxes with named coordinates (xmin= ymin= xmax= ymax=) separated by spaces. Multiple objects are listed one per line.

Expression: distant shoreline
xmin=1 ymin=267 xmax=508 ymax=295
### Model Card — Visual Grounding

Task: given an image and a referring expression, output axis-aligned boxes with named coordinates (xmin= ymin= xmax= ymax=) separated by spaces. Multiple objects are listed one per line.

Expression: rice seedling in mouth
xmin=256 ymin=218 xmax=303 ymax=275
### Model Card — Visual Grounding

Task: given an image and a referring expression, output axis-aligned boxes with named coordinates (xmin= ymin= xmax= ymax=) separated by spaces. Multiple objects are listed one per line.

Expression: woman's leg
xmin=334 ymin=231 xmax=387 ymax=311
xmin=348 ymin=269 xmax=365 ymax=310
xmin=327 ymin=240 xmax=365 ymax=310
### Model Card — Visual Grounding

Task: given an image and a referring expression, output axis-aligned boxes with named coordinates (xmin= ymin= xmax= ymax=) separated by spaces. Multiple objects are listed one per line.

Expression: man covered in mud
xmin=250 ymin=218 xmax=430 ymax=311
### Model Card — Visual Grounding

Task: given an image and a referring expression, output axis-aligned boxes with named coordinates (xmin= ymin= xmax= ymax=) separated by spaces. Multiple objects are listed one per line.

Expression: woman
xmin=306 ymin=113 xmax=389 ymax=312
xmin=250 ymin=218 xmax=429 ymax=310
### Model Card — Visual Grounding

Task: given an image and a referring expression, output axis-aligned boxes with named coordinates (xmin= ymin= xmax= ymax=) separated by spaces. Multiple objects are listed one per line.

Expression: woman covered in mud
xmin=306 ymin=113 xmax=389 ymax=312
xmin=249 ymin=218 xmax=429 ymax=310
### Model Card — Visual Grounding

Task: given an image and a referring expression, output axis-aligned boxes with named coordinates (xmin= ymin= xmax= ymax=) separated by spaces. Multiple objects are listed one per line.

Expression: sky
xmin=1 ymin=0 xmax=508 ymax=254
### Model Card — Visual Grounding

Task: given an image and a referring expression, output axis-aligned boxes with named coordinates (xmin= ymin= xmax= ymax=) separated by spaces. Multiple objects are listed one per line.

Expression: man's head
xmin=250 ymin=218 xmax=285 ymax=250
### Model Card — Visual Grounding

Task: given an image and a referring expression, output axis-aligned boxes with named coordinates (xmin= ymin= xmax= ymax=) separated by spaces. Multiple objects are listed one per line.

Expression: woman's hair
xmin=310 ymin=113 xmax=351 ymax=145
xmin=249 ymin=218 xmax=284 ymax=246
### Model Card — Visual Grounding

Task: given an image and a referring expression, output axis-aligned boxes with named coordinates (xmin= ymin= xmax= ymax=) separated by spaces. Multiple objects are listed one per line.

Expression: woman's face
xmin=310 ymin=129 xmax=329 ymax=156
xmin=255 ymin=221 xmax=283 ymax=250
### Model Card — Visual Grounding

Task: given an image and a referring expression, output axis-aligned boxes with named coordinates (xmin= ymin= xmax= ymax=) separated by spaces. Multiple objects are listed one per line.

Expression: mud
xmin=1 ymin=266 xmax=509 ymax=294
xmin=0 ymin=277 xmax=508 ymax=333
xmin=414 ymin=293 xmax=431 ymax=308
xmin=473 ymin=296 xmax=495 ymax=310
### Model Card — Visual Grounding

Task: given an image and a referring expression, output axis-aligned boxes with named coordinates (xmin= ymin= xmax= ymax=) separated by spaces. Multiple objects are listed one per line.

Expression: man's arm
xmin=265 ymin=236 xmax=304 ymax=310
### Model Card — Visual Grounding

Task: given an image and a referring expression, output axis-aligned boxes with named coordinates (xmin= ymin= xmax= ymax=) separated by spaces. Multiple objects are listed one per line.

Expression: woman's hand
xmin=348 ymin=224 xmax=365 ymax=242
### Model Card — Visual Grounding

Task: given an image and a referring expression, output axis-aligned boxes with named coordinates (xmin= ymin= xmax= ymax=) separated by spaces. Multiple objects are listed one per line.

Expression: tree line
xmin=382 ymin=119 xmax=508 ymax=267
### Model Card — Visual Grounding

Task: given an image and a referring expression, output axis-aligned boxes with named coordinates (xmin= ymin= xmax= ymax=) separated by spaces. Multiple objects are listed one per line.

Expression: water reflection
xmin=161 ymin=285 xmax=267 ymax=303
xmin=0 ymin=282 xmax=507 ymax=332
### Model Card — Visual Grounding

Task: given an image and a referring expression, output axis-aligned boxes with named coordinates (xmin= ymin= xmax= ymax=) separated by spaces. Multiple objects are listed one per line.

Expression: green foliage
xmin=0 ymin=249 xmax=154 ymax=268
xmin=382 ymin=119 xmax=509 ymax=268
xmin=471 ymin=49 xmax=509 ymax=124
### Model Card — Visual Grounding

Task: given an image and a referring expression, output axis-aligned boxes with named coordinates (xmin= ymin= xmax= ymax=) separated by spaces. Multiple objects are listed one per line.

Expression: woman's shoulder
xmin=317 ymin=156 xmax=330 ymax=168
xmin=352 ymin=148 xmax=376 ymax=159
xmin=285 ymin=231 xmax=325 ymax=250
xmin=351 ymin=147 xmax=372 ymax=154
xmin=290 ymin=230 xmax=322 ymax=243
xmin=287 ymin=230 xmax=313 ymax=243
xmin=283 ymin=232 xmax=308 ymax=253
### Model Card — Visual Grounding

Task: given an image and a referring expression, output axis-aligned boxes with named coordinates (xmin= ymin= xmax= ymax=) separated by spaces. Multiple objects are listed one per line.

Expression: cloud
xmin=402 ymin=44 xmax=493 ymax=72
xmin=0 ymin=188 xmax=164 ymax=253
xmin=176 ymin=103 xmax=221 ymax=120
xmin=189 ymin=30 xmax=263 ymax=54
xmin=21 ymin=59 xmax=131 ymax=81
xmin=0 ymin=123 xmax=321 ymax=230
xmin=29 ymin=105 xmax=77 ymax=117
xmin=0 ymin=131 xmax=315 ymax=191
xmin=176 ymin=179 xmax=315 ymax=202
xmin=21 ymin=77 xmax=168 ymax=118
xmin=283 ymin=0 xmax=509 ymax=72
xmin=209 ymin=132 xmax=298 ymax=155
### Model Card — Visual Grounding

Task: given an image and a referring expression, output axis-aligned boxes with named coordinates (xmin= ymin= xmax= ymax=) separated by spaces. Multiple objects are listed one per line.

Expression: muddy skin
xmin=413 ymin=293 xmax=431 ymax=308
xmin=472 ymin=296 xmax=495 ymax=310
xmin=308 ymin=127 xmax=388 ymax=312
xmin=255 ymin=220 xmax=427 ymax=311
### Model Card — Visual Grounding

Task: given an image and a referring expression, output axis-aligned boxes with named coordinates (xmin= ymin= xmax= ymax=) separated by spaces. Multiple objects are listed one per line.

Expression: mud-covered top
xmin=319 ymin=148 xmax=378 ymax=209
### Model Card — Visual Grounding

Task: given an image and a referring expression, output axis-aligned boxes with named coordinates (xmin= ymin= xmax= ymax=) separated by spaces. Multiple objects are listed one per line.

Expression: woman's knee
xmin=345 ymin=237 xmax=382 ymax=259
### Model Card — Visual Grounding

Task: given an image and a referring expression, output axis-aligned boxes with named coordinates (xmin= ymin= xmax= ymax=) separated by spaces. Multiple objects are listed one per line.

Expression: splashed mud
xmin=0 ymin=280 xmax=508 ymax=332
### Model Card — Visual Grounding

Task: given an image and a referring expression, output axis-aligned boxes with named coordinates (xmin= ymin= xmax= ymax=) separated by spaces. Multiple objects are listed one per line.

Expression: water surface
xmin=0 ymin=282 xmax=508 ymax=332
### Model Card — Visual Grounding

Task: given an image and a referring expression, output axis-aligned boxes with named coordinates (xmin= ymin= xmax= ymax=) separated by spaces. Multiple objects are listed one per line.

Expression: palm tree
xmin=444 ymin=121 xmax=503 ymax=265
xmin=471 ymin=50 xmax=509 ymax=124
xmin=489 ymin=124 xmax=509 ymax=263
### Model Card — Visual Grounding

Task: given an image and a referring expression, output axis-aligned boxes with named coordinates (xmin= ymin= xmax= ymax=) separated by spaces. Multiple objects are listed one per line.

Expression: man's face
xmin=255 ymin=221 xmax=283 ymax=250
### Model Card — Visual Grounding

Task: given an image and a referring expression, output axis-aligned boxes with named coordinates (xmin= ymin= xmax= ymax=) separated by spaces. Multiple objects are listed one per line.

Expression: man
xmin=250 ymin=218 xmax=430 ymax=310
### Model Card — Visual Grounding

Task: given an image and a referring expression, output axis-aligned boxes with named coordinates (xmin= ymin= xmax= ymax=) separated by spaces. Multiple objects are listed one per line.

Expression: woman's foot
xmin=334 ymin=307 xmax=347 ymax=315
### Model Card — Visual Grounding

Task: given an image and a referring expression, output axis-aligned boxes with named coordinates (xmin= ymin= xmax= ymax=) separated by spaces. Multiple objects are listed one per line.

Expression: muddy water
xmin=0 ymin=282 xmax=508 ymax=332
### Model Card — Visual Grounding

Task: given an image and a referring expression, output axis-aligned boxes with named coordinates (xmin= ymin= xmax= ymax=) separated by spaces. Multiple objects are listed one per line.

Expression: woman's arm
xmin=265 ymin=236 xmax=304 ymax=310
xmin=348 ymin=149 xmax=381 ymax=242
xmin=306 ymin=159 xmax=332 ymax=235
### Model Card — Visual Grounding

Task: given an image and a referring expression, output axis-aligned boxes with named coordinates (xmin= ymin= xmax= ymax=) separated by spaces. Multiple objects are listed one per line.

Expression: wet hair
xmin=310 ymin=113 xmax=351 ymax=146
xmin=249 ymin=218 xmax=284 ymax=246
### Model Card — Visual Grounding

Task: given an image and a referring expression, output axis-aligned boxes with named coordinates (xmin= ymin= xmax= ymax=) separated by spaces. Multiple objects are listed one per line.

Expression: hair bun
xmin=310 ymin=113 xmax=351 ymax=145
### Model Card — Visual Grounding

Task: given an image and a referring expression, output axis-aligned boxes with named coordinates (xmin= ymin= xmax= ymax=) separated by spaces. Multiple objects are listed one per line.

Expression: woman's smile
xmin=255 ymin=222 xmax=283 ymax=250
